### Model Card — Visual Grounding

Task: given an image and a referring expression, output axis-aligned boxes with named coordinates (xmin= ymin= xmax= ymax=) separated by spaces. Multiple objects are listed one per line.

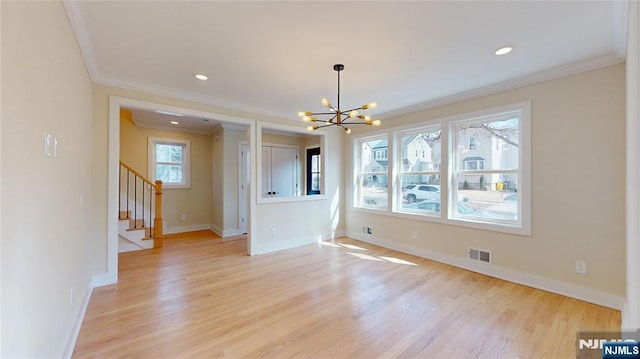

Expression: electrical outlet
xmin=70 ymin=288 xmax=74 ymax=305
xmin=272 ymin=227 xmax=277 ymax=236
xmin=411 ymin=231 xmax=418 ymax=240
xmin=575 ymin=261 xmax=587 ymax=274
xmin=180 ymin=214 xmax=187 ymax=221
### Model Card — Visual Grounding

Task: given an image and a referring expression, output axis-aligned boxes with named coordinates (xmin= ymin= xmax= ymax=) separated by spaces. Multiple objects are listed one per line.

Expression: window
xmin=462 ymin=157 xmax=485 ymax=171
xmin=148 ymin=137 xmax=190 ymax=189
xmin=374 ymin=149 xmax=388 ymax=160
xmin=353 ymin=101 xmax=530 ymax=235
xmin=451 ymin=106 xmax=527 ymax=231
xmin=356 ymin=136 xmax=388 ymax=210
xmin=469 ymin=137 xmax=477 ymax=150
xmin=397 ymin=127 xmax=441 ymax=215
xmin=306 ymin=147 xmax=321 ymax=195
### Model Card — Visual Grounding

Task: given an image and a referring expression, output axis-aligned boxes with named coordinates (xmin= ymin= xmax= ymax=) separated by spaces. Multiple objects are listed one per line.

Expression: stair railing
xmin=119 ymin=161 xmax=163 ymax=248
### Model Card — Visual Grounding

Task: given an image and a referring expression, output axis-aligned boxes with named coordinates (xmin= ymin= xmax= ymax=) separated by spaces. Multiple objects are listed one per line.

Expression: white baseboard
xmin=346 ymin=231 xmax=625 ymax=311
xmin=164 ymin=224 xmax=211 ymax=235
xmin=62 ymin=285 xmax=93 ymax=359
xmin=253 ymin=231 xmax=344 ymax=255
xmin=254 ymin=236 xmax=316 ymax=255
xmin=91 ymin=271 xmax=116 ymax=287
xmin=210 ymin=224 xmax=223 ymax=237
xmin=210 ymin=224 xmax=244 ymax=238
xmin=223 ymin=228 xmax=243 ymax=237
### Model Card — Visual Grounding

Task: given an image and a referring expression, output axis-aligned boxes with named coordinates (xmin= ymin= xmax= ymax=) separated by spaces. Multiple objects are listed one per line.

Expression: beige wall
xmin=119 ymin=112 xmax=212 ymax=231
xmin=262 ymin=133 xmax=306 ymax=148
xmin=1 ymin=2 xmax=94 ymax=356
xmin=345 ymin=64 xmax=626 ymax=298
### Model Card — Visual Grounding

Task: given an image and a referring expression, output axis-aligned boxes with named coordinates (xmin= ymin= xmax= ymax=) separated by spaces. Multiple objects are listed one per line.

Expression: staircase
xmin=119 ymin=161 xmax=163 ymax=252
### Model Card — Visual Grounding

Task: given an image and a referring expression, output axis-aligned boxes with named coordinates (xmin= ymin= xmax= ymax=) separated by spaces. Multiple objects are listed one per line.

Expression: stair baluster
xmin=118 ymin=161 xmax=163 ymax=249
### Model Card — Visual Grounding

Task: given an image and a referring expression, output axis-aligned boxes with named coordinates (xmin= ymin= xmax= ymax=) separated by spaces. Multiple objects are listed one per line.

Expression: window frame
xmin=351 ymin=101 xmax=531 ymax=236
xmin=148 ymin=137 xmax=191 ymax=189
xmin=354 ymin=134 xmax=390 ymax=211
xmin=394 ymin=125 xmax=442 ymax=216
xmin=449 ymin=104 xmax=529 ymax=234
xmin=306 ymin=146 xmax=321 ymax=195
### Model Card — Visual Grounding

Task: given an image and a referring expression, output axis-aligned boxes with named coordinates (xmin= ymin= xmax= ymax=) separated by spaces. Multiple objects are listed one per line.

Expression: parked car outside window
xmin=403 ymin=184 xmax=440 ymax=203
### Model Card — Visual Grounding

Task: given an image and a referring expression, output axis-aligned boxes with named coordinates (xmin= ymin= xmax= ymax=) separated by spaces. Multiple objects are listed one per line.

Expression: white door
xmin=239 ymin=142 xmax=249 ymax=234
xmin=270 ymin=147 xmax=297 ymax=197
xmin=262 ymin=146 xmax=298 ymax=197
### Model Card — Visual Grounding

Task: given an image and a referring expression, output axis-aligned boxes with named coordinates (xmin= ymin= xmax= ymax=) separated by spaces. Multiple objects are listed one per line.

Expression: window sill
xmin=351 ymin=205 xmax=531 ymax=236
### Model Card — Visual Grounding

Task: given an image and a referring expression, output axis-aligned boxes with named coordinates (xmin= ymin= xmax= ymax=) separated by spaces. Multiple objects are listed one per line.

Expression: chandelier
xmin=298 ymin=64 xmax=380 ymax=134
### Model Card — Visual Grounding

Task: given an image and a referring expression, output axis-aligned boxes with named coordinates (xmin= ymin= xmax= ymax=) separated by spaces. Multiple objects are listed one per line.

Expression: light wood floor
xmin=73 ymin=231 xmax=620 ymax=358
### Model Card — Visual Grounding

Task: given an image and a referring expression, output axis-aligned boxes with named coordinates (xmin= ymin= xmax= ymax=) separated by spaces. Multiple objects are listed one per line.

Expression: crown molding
xmin=613 ymin=0 xmax=630 ymax=60
xmin=377 ymin=53 xmax=624 ymax=120
xmin=92 ymin=73 xmax=295 ymax=122
xmin=63 ymin=1 xmax=97 ymax=82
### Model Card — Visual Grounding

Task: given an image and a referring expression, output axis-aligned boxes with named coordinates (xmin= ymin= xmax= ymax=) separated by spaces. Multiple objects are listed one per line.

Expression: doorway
xmin=103 ymin=96 xmax=256 ymax=286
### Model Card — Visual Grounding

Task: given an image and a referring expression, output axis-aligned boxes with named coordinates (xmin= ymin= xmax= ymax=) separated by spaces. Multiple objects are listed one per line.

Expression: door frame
xmin=98 ymin=96 xmax=256 ymax=286
xmin=238 ymin=140 xmax=249 ymax=234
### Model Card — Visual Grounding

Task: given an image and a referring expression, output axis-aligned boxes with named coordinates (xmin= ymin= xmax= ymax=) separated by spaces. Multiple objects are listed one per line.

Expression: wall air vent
xmin=468 ymin=248 xmax=491 ymax=264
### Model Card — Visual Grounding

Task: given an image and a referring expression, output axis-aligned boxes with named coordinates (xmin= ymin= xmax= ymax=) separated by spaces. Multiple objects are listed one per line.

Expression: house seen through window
xmin=353 ymin=101 xmax=530 ymax=235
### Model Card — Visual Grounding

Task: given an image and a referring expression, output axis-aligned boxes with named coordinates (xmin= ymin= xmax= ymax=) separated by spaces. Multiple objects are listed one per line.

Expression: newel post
xmin=154 ymin=180 xmax=163 ymax=248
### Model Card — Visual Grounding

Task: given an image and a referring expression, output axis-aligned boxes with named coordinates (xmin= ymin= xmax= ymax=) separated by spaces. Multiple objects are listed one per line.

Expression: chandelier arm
xmin=299 ymin=64 xmax=378 ymax=134
xmin=339 ymin=107 xmax=366 ymax=115
xmin=340 ymin=121 xmax=370 ymax=125
xmin=309 ymin=112 xmax=337 ymax=116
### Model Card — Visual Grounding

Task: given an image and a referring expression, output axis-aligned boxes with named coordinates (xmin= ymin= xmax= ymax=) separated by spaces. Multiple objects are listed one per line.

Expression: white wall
xmin=253 ymin=126 xmax=344 ymax=254
xmin=345 ymin=64 xmax=626 ymax=309
xmin=625 ymin=0 xmax=640 ymax=330
xmin=1 ymin=1 xmax=94 ymax=357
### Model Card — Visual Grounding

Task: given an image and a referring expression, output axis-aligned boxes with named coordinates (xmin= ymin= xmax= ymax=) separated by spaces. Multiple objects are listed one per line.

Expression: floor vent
xmin=468 ymin=248 xmax=491 ymax=264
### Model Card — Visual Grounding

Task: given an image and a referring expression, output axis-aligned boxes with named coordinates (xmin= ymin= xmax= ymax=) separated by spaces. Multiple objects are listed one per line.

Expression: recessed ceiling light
xmin=194 ymin=74 xmax=208 ymax=81
xmin=170 ymin=121 xmax=179 ymax=125
xmin=494 ymin=46 xmax=514 ymax=56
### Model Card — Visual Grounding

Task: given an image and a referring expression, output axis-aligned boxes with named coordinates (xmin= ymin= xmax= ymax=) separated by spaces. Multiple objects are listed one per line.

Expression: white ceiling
xmin=65 ymin=1 xmax=627 ymax=127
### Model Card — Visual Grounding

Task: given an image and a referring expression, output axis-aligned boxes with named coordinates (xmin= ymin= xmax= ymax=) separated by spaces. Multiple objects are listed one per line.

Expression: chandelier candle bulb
xmin=298 ymin=64 xmax=381 ymax=134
